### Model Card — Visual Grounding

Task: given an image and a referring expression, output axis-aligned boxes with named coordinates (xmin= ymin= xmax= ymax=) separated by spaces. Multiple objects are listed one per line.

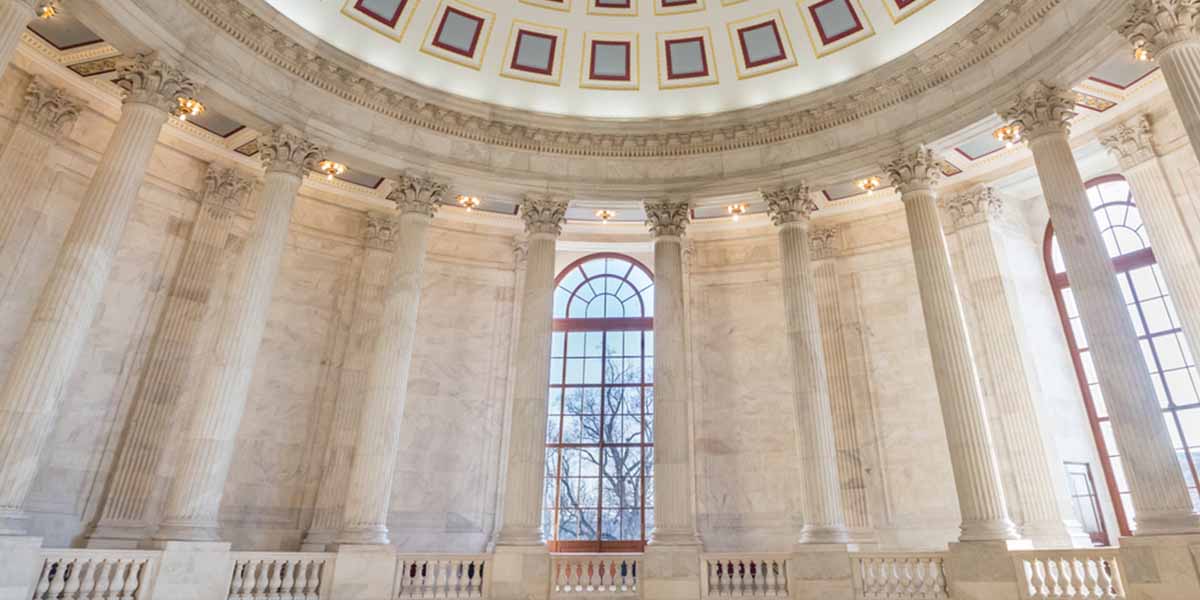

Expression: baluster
xmin=1028 ymin=559 xmax=1047 ymax=600
xmin=1052 ymin=558 xmax=1068 ymax=599
xmin=92 ymin=559 xmax=113 ymax=600
xmin=465 ymin=561 xmax=478 ymax=598
xmin=60 ymin=558 xmax=83 ymax=600
xmin=292 ymin=561 xmax=308 ymax=600
xmin=77 ymin=559 xmax=100 ymax=600
xmin=307 ymin=561 xmax=324 ymax=600
xmin=241 ymin=562 xmax=260 ymax=600
xmin=229 ymin=560 xmax=245 ymax=600
xmin=107 ymin=559 xmax=129 ymax=600
xmin=283 ymin=560 xmax=299 ymax=600
xmin=124 ymin=560 xmax=146 ymax=600
xmin=1106 ymin=556 xmax=1124 ymax=599
xmin=46 ymin=559 xmax=70 ymax=599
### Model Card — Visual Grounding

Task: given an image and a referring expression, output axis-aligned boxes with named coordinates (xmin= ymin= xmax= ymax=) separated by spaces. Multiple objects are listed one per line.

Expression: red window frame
xmin=1044 ymin=174 xmax=1200 ymax=536
xmin=545 ymin=253 xmax=655 ymax=553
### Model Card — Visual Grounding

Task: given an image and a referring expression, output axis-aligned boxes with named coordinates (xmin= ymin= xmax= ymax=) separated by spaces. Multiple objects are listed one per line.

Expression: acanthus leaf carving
xmin=520 ymin=193 xmax=568 ymax=236
xmin=943 ymin=186 xmax=1004 ymax=229
xmin=763 ymin=183 xmax=817 ymax=226
xmin=19 ymin=76 xmax=82 ymax=138
xmin=809 ymin=227 xmax=841 ymax=260
xmin=1000 ymin=81 xmax=1076 ymax=141
xmin=114 ymin=53 xmax=197 ymax=114
xmin=200 ymin=165 xmax=255 ymax=214
xmin=644 ymin=198 xmax=691 ymax=238
xmin=387 ymin=174 xmax=447 ymax=217
xmin=257 ymin=127 xmax=324 ymax=178
xmin=1119 ymin=0 xmax=1200 ymax=56
xmin=883 ymin=147 xmax=946 ymax=196
xmin=364 ymin=211 xmax=401 ymax=250
xmin=1100 ymin=114 xmax=1157 ymax=169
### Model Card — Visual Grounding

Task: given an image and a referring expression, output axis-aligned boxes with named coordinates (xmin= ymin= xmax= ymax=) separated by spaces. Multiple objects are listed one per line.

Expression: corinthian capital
xmin=1100 ymin=115 xmax=1157 ymax=169
xmin=763 ymin=183 xmax=817 ymax=226
xmin=200 ymin=165 xmax=255 ymax=213
xmin=809 ymin=227 xmax=840 ymax=260
xmin=1120 ymin=0 xmax=1200 ymax=56
xmin=19 ymin=77 xmax=81 ymax=138
xmin=520 ymin=193 xmax=568 ymax=236
xmin=364 ymin=211 xmax=401 ymax=250
xmin=883 ymin=148 xmax=945 ymax=195
xmin=387 ymin=174 xmax=446 ymax=217
xmin=1000 ymin=81 xmax=1076 ymax=141
xmin=644 ymin=198 xmax=690 ymax=238
xmin=258 ymin=127 xmax=323 ymax=177
xmin=944 ymin=186 xmax=1004 ymax=229
xmin=114 ymin=53 xmax=197 ymax=113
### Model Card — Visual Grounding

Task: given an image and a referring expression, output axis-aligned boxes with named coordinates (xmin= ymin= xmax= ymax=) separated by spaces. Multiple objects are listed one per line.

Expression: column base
xmin=492 ymin=526 xmax=545 ymax=548
xmin=300 ymin=528 xmax=336 ymax=552
xmin=85 ymin=521 xmax=151 ymax=549
xmin=141 ymin=540 xmax=232 ymax=600
xmin=790 ymin=544 xmax=856 ymax=600
xmin=1022 ymin=518 xmax=1093 ymax=549
xmin=648 ymin=527 xmax=702 ymax=547
xmin=153 ymin=520 xmax=222 ymax=543
xmin=490 ymin=543 xmax=550 ymax=600
xmin=798 ymin=525 xmax=850 ymax=545
xmin=328 ymin=544 xmax=398 ymax=600
xmin=642 ymin=541 xmax=702 ymax=600
xmin=0 ymin=536 xmax=42 ymax=600
xmin=945 ymin=539 xmax=1031 ymax=600
xmin=335 ymin=524 xmax=390 ymax=546
xmin=1130 ymin=510 xmax=1200 ymax=536
xmin=958 ymin=517 xmax=1020 ymax=542
xmin=1118 ymin=533 xmax=1200 ymax=600
xmin=0 ymin=508 xmax=28 ymax=536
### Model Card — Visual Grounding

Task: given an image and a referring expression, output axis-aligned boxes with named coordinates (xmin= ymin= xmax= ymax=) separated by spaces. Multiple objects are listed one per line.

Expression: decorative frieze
xmin=1000 ymin=81 xmax=1076 ymax=140
xmin=763 ymin=184 xmax=817 ymax=226
xmin=1119 ymin=0 xmax=1200 ymax=55
xmin=520 ymin=193 xmax=568 ymax=236
xmin=944 ymin=186 xmax=1004 ymax=229
xmin=364 ymin=211 xmax=401 ymax=251
xmin=114 ymin=53 xmax=197 ymax=113
xmin=644 ymin=198 xmax=690 ymax=238
xmin=1100 ymin=115 xmax=1156 ymax=169
xmin=388 ymin=174 xmax=446 ymax=217
xmin=883 ymin=148 xmax=945 ymax=195
xmin=258 ymin=127 xmax=323 ymax=177
xmin=19 ymin=76 xmax=81 ymax=138
xmin=181 ymin=0 xmax=1066 ymax=158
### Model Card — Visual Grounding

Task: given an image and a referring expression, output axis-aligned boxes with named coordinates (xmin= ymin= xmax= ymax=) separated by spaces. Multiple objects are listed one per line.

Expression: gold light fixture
xmin=993 ymin=124 xmax=1022 ymax=148
xmin=317 ymin=160 xmax=346 ymax=181
xmin=856 ymin=176 xmax=881 ymax=196
xmin=457 ymin=195 xmax=481 ymax=212
xmin=1133 ymin=40 xmax=1151 ymax=63
xmin=726 ymin=203 xmax=748 ymax=222
xmin=173 ymin=97 xmax=204 ymax=122
xmin=35 ymin=1 xmax=56 ymax=19
xmin=595 ymin=209 xmax=616 ymax=223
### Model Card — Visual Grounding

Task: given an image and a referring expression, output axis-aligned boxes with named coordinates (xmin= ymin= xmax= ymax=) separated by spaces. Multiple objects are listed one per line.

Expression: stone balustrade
xmin=549 ymin=554 xmax=640 ymax=597
xmin=850 ymin=552 xmax=948 ymax=600
xmin=32 ymin=549 xmax=159 ymax=600
xmin=701 ymin=553 xmax=790 ymax=597
xmin=395 ymin=555 xmax=490 ymax=598
xmin=1011 ymin=549 xmax=1126 ymax=599
xmin=226 ymin=552 xmax=332 ymax=600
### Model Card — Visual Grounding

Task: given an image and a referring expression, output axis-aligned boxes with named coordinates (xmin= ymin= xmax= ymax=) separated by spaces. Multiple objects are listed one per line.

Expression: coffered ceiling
xmin=266 ymin=0 xmax=984 ymax=119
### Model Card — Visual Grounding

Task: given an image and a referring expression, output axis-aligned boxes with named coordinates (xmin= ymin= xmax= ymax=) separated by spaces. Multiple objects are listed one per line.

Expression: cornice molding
xmin=178 ymin=0 xmax=1066 ymax=159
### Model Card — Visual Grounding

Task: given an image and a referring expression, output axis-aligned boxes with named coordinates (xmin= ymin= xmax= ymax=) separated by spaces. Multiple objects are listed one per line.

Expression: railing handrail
xmin=40 ymin=549 xmax=162 ymax=560
xmin=395 ymin=553 xmax=492 ymax=559
xmin=701 ymin=553 xmax=793 ymax=560
xmin=1009 ymin=548 xmax=1120 ymax=557
xmin=550 ymin=552 xmax=644 ymax=557
xmin=850 ymin=551 xmax=949 ymax=557
xmin=230 ymin=551 xmax=335 ymax=560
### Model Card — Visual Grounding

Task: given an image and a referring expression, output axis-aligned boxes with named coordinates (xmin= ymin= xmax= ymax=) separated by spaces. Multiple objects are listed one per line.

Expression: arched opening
xmin=1045 ymin=175 xmax=1200 ymax=538
xmin=543 ymin=253 xmax=655 ymax=552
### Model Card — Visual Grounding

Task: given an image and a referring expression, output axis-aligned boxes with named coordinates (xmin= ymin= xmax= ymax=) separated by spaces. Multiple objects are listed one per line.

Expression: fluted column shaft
xmin=891 ymin=159 xmax=1016 ymax=541
xmin=776 ymin=217 xmax=848 ymax=543
xmin=303 ymin=219 xmax=394 ymax=548
xmin=338 ymin=208 xmax=435 ymax=545
xmin=88 ymin=168 xmax=251 ymax=544
xmin=496 ymin=231 xmax=559 ymax=545
xmin=157 ymin=156 xmax=310 ymax=541
xmin=1157 ymin=42 xmax=1200 ymax=164
xmin=1026 ymin=128 xmax=1199 ymax=534
xmin=0 ymin=98 xmax=170 ymax=533
xmin=643 ymin=197 xmax=700 ymax=546
xmin=0 ymin=1 xmax=32 ymax=77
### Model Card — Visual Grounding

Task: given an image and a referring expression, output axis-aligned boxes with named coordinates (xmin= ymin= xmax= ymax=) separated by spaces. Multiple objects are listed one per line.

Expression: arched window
xmin=1045 ymin=175 xmax=1200 ymax=537
xmin=543 ymin=253 xmax=655 ymax=552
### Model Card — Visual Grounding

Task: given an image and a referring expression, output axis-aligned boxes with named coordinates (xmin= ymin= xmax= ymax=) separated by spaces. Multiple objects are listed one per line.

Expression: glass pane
xmin=624 ymin=332 xmax=642 ymax=356
xmin=550 ymin=359 xmax=564 ymax=384
xmin=586 ymin=332 xmax=604 ymax=357
xmin=567 ymin=332 xmax=585 ymax=357
xmin=1167 ymin=369 xmax=1200 ymax=407
xmin=1142 ymin=299 xmax=1173 ymax=334
xmin=552 ymin=332 xmax=565 ymax=357
xmin=1130 ymin=266 xmax=1162 ymax=300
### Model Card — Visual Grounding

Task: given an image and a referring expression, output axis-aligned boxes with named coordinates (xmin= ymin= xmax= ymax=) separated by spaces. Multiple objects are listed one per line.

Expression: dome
xmin=266 ymin=0 xmax=985 ymax=119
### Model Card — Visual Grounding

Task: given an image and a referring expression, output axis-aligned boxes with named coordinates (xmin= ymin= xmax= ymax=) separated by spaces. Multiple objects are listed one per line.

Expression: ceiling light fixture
xmin=856 ymin=177 xmax=881 ymax=196
xmin=317 ymin=160 xmax=346 ymax=181
xmin=595 ymin=209 xmax=615 ymax=223
xmin=726 ymin=203 xmax=748 ymax=222
xmin=993 ymin=124 xmax=1022 ymax=148
xmin=174 ymin=97 xmax=204 ymax=122
xmin=457 ymin=195 xmax=481 ymax=212
xmin=1133 ymin=41 xmax=1151 ymax=63
xmin=35 ymin=1 xmax=56 ymax=19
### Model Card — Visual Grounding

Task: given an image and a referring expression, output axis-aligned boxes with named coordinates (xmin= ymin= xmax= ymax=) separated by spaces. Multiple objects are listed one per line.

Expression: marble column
xmin=1101 ymin=115 xmax=1200 ymax=352
xmin=0 ymin=1 xmax=37 ymax=76
xmin=302 ymin=212 xmax=397 ymax=550
xmin=1121 ymin=1 xmax=1200 ymax=165
xmin=0 ymin=77 xmax=81 ymax=286
xmin=643 ymin=198 xmax=701 ymax=546
xmin=494 ymin=194 xmax=567 ymax=546
xmin=944 ymin=186 xmax=1087 ymax=548
xmin=87 ymin=166 xmax=254 ymax=547
xmin=1003 ymin=81 xmax=1200 ymax=535
xmin=884 ymin=148 xmax=1018 ymax=542
xmin=809 ymin=227 xmax=875 ymax=538
xmin=337 ymin=175 xmax=445 ymax=545
xmin=155 ymin=128 xmax=322 ymax=541
xmin=763 ymin=184 xmax=849 ymax=544
xmin=0 ymin=55 xmax=193 ymax=535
